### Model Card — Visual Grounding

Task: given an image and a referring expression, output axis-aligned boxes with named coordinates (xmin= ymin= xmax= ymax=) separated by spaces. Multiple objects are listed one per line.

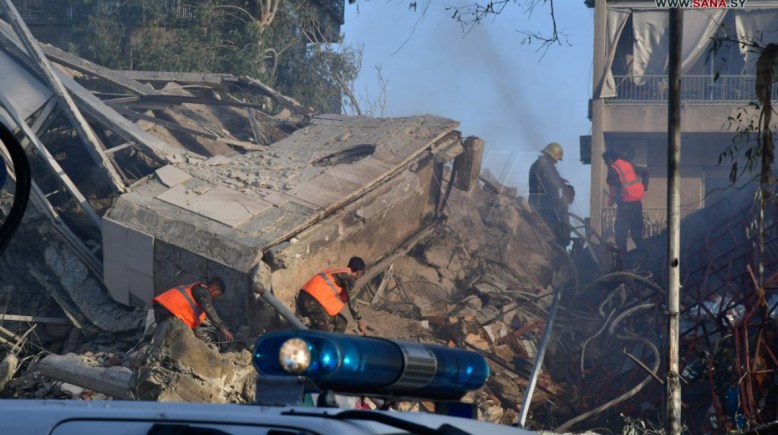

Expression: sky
xmin=342 ymin=0 xmax=595 ymax=217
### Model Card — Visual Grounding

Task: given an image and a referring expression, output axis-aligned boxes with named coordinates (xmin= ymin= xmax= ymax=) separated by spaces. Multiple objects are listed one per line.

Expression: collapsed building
xmin=0 ymin=3 xmax=776 ymax=434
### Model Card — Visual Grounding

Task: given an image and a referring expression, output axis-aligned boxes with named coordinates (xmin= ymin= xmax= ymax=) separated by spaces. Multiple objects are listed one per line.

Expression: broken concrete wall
xmin=268 ymin=156 xmax=439 ymax=308
xmin=151 ymin=239 xmax=253 ymax=332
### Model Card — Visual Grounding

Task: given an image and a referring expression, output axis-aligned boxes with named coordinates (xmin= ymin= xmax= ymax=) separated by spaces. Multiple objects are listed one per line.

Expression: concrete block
xmin=101 ymin=218 xmax=127 ymax=262
xmin=127 ymin=269 xmax=154 ymax=305
xmin=103 ymin=258 xmax=129 ymax=305
xmin=454 ymin=136 xmax=485 ymax=192
xmin=126 ymin=229 xmax=154 ymax=276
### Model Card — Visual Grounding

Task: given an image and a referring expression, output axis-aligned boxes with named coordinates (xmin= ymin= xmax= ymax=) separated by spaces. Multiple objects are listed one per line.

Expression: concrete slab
xmin=155 ymin=165 xmax=192 ymax=188
xmin=156 ymin=184 xmax=272 ymax=228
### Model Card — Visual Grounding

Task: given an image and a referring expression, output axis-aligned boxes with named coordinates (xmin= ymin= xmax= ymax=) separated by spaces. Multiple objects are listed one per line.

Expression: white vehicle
xmin=0 ymin=400 xmax=532 ymax=434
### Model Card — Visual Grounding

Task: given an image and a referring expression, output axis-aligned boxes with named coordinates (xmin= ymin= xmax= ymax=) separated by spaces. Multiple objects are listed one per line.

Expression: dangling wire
xmin=0 ymin=121 xmax=31 ymax=255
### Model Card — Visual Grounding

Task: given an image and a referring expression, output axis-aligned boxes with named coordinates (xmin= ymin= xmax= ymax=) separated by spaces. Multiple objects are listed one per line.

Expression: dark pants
xmin=538 ymin=208 xmax=570 ymax=247
xmin=615 ymin=200 xmax=644 ymax=257
xmin=153 ymin=303 xmax=173 ymax=324
xmin=296 ymin=291 xmax=347 ymax=333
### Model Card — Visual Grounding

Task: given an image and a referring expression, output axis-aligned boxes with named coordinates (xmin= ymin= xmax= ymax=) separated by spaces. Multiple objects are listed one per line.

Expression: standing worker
xmin=528 ymin=142 xmax=570 ymax=245
xmin=556 ymin=184 xmax=576 ymax=248
xmin=296 ymin=257 xmax=367 ymax=335
xmin=602 ymin=150 xmax=646 ymax=266
xmin=152 ymin=277 xmax=234 ymax=342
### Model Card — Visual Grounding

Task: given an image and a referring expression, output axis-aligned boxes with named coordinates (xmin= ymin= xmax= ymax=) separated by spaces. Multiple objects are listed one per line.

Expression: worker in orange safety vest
xmin=603 ymin=150 xmax=646 ymax=267
xmin=152 ymin=277 xmax=234 ymax=342
xmin=296 ymin=257 xmax=367 ymax=335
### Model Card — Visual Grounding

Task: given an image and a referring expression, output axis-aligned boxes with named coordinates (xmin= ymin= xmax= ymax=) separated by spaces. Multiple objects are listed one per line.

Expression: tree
xmin=61 ymin=0 xmax=360 ymax=114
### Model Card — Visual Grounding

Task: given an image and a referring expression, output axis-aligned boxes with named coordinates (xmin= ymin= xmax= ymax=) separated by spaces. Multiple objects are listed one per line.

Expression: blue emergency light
xmin=253 ymin=331 xmax=489 ymax=400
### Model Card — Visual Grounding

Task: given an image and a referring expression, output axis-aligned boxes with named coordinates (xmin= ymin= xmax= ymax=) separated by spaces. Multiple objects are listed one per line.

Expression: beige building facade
xmin=585 ymin=0 xmax=778 ymax=239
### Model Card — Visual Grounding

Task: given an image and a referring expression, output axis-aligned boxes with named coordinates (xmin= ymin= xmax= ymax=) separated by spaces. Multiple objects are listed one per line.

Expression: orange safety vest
xmin=153 ymin=283 xmax=207 ymax=328
xmin=610 ymin=159 xmax=645 ymax=203
xmin=301 ymin=268 xmax=353 ymax=316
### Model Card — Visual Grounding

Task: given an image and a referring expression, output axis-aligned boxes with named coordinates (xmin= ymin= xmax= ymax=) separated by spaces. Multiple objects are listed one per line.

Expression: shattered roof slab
xmin=108 ymin=114 xmax=460 ymax=271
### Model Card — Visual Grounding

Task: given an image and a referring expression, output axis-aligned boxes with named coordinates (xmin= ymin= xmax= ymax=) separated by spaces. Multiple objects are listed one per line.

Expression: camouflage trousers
xmin=296 ymin=291 xmax=347 ymax=333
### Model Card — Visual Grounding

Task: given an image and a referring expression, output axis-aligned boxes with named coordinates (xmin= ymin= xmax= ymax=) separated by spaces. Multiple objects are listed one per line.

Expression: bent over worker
xmin=603 ymin=150 xmax=646 ymax=264
xmin=152 ymin=277 xmax=234 ymax=342
xmin=296 ymin=257 xmax=367 ymax=335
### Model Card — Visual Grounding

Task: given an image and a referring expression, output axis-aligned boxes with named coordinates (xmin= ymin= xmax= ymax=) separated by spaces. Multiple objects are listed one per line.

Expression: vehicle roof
xmin=0 ymin=400 xmax=534 ymax=434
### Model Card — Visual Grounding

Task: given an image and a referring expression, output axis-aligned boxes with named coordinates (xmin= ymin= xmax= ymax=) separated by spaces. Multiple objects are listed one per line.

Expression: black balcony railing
xmin=601 ymin=207 xmax=667 ymax=241
xmin=607 ymin=75 xmax=778 ymax=103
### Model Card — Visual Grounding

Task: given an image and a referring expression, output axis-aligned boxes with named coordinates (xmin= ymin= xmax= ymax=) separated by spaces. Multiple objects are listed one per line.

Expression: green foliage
xmin=62 ymin=0 xmax=360 ymax=113
xmin=720 ymin=102 xmax=763 ymax=185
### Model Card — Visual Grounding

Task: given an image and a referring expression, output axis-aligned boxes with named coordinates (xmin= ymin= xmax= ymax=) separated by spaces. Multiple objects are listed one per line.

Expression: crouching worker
xmin=296 ymin=257 xmax=368 ymax=335
xmin=152 ymin=277 xmax=234 ymax=342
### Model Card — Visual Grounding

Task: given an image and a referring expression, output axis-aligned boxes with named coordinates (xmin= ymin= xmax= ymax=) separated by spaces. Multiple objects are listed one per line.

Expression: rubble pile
xmin=353 ymin=173 xmax=576 ymax=426
xmin=2 ymin=165 xmax=576 ymax=428
xmin=1 ymin=10 xmax=774 ymax=432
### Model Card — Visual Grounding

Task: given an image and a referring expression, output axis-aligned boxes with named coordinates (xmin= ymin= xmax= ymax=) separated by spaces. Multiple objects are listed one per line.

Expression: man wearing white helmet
xmin=528 ymin=142 xmax=571 ymax=245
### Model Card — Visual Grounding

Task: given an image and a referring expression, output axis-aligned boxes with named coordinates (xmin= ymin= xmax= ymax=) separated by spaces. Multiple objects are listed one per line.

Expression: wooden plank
xmin=247 ymin=108 xmax=264 ymax=145
xmin=0 ymin=315 xmax=70 ymax=325
xmin=42 ymin=44 xmax=154 ymax=96
xmin=115 ymin=70 xmax=231 ymax=86
xmin=371 ymin=264 xmax=394 ymax=305
xmin=233 ymin=75 xmax=314 ymax=115
xmin=111 ymin=104 xmax=218 ymax=138
xmin=20 ymin=97 xmax=58 ymax=151
xmin=29 ymin=97 xmax=58 ymax=134
xmin=120 ymin=94 xmax=267 ymax=110
xmin=57 ymin=71 xmax=177 ymax=160
xmin=104 ymin=142 xmax=134 ymax=155
xmin=110 ymin=104 xmax=262 ymax=150
xmin=0 ymin=0 xmax=126 ymax=193
xmin=119 ymin=70 xmax=312 ymax=115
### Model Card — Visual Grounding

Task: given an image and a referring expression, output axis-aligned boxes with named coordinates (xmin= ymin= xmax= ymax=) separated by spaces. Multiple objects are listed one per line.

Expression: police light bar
xmin=253 ymin=331 xmax=489 ymax=400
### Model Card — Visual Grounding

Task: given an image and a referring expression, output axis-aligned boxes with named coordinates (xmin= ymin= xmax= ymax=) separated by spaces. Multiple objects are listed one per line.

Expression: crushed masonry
xmin=0 ymin=8 xmax=775 ymax=434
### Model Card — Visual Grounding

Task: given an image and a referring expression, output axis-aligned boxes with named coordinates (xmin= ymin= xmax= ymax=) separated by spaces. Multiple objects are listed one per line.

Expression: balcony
xmin=606 ymin=75 xmax=778 ymax=104
xmin=601 ymin=207 xmax=667 ymax=241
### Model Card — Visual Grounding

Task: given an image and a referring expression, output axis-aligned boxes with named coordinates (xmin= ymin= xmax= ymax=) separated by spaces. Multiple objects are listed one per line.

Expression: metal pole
xmin=256 ymin=289 xmax=308 ymax=330
xmin=666 ymin=8 xmax=683 ymax=435
xmin=518 ymin=285 xmax=562 ymax=428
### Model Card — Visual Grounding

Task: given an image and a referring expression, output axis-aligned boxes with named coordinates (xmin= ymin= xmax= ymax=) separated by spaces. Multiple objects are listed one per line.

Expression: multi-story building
xmin=584 ymin=0 xmax=778 ymax=240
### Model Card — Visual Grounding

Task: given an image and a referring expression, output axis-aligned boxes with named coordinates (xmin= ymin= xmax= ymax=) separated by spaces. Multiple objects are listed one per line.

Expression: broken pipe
xmin=249 ymin=262 xmax=307 ymax=330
